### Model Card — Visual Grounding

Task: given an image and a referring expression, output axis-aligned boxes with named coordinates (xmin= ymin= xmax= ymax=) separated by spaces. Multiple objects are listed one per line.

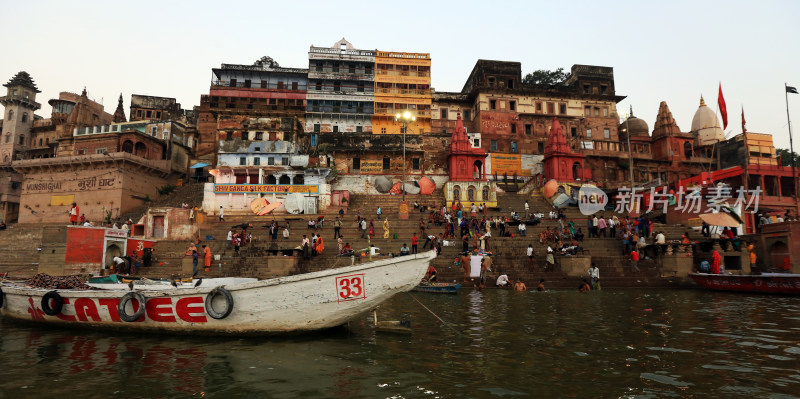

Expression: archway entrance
xmin=770 ymin=241 xmax=790 ymax=271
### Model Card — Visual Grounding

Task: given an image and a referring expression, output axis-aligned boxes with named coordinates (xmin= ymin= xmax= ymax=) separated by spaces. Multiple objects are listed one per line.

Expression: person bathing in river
xmin=514 ymin=279 xmax=527 ymax=292
xmin=537 ymin=279 xmax=546 ymax=292
xmin=579 ymin=279 xmax=592 ymax=293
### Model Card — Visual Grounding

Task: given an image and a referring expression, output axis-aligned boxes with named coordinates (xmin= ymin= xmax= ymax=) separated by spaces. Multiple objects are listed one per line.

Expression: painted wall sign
xmin=490 ymin=153 xmax=532 ymax=176
xmin=214 ymin=184 xmax=319 ymax=194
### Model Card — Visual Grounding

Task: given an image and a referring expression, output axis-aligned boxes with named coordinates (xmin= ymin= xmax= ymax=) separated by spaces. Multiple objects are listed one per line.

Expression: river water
xmin=1 ymin=288 xmax=799 ymax=398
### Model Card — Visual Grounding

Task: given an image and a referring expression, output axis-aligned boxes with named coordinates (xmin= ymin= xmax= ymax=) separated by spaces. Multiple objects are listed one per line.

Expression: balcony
xmin=375 ymin=88 xmax=430 ymax=97
xmin=375 ymin=70 xmax=430 ymax=78
xmin=211 ymin=81 xmax=307 ymax=91
xmin=0 ymin=94 xmax=41 ymax=111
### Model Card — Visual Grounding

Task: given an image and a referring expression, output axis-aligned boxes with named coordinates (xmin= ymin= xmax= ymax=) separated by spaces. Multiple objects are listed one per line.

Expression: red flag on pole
xmin=741 ymin=106 xmax=746 ymax=133
xmin=718 ymin=83 xmax=728 ymax=129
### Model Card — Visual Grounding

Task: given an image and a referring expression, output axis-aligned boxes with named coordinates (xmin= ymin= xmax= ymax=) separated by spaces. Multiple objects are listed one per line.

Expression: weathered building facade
xmin=306 ymin=39 xmax=375 ymax=135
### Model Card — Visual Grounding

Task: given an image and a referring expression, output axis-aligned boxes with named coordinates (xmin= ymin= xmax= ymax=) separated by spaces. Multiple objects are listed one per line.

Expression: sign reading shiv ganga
xmin=214 ymin=184 xmax=319 ymax=194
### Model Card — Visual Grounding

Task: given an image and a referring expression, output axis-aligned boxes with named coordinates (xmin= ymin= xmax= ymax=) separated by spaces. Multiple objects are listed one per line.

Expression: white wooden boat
xmin=0 ymin=251 xmax=436 ymax=335
xmin=87 ymin=277 xmax=258 ymax=290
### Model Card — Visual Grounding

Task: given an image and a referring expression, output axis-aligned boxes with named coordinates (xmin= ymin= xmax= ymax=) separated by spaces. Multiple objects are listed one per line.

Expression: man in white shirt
xmin=112 ymin=256 xmax=126 ymax=272
xmin=496 ymin=274 xmax=510 ymax=287
xmin=655 ymin=231 xmax=666 ymax=245
xmin=518 ymin=222 xmax=526 ymax=236
xmin=589 ymin=264 xmax=600 ymax=290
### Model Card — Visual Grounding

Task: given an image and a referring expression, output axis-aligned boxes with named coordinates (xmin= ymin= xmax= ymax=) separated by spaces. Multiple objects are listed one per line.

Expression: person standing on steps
xmin=283 ymin=225 xmax=290 ymax=239
xmin=630 ymin=249 xmax=641 ymax=272
xmin=191 ymin=250 xmax=199 ymax=277
xmin=527 ymin=244 xmax=536 ymax=271
xmin=383 ymin=218 xmax=390 ymax=239
xmin=524 ymin=200 xmax=529 ymax=212
xmin=203 ymin=245 xmax=212 ymax=272
xmin=227 ymin=229 xmax=233 ymax=250
xmin=334 ymin=217 xmax=341 ymax=239
xmin=219 ymin=206 xmax=224 ymax=222
xmin=301 ymin=235 xmax=311 ymax=260
xmin=360 ymin=218 xmax=368 ymax=239
xmin=376 ymin=207 xmax=382 ymax=218
xmin=589 ymin=263 xmax=600 ymax=290
xmin=597 ymin=215 xmax=607 ymax=237
xmin=411 ymin=233 xmax=418 ymax=254
xmin=69 ymin=202 xmax=80 ymax=225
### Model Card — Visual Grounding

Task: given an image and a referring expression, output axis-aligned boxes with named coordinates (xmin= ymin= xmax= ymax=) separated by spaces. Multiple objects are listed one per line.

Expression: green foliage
xmin=776 ymin=148 xmax=799 ymax=166
xmin=157 ymin=185 xmax=177 ymax=195
xmin=522 ymin=68 xmax=571 ymax=85
xmin=102 ymin=207 xmax=113 ymax=224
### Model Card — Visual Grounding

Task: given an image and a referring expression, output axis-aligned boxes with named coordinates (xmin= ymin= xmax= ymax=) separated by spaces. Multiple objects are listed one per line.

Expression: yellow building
xmin=373 ymin=51 xmax=431 ymax=135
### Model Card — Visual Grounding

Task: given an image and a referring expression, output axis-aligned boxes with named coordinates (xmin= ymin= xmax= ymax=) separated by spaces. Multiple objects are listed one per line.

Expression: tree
xmin=776 ymin=148 xmax=800 ymax=166
xmin=522 ymin=68 xmax=571 ymax=85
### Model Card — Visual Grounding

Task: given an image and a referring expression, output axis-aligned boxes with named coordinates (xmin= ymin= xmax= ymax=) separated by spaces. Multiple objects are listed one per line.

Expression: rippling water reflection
xmin=1 ymin=289 xmax=799 ymax=398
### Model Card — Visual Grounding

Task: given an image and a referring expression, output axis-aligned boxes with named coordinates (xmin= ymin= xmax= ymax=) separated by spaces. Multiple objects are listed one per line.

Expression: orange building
xmin=373 ymin=51 xmax=431 ymax=135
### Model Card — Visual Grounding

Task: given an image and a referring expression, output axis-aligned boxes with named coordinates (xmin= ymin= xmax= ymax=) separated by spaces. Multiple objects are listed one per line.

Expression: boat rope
xmin=407 ymin=292 xmax=463 ymax=337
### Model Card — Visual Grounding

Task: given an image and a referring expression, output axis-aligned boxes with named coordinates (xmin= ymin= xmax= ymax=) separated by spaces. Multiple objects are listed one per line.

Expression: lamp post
xmin=395 ymin=111 xmax=416 ymax=201
xmin=620 ymin=113 xmax=635 ymax=189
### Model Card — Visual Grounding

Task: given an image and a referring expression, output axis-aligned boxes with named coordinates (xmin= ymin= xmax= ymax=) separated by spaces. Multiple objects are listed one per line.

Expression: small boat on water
xmin=689 ymin=273 xmax=800 ymax=295
xmin=413 ymin=281 xmax=461 ymax=294
xmin=0 ymin=251 xmax=436 ymax=335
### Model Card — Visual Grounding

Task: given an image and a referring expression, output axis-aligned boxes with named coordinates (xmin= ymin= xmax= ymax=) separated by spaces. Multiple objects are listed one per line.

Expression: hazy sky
xmin=3 ymin=0 xmax=799 ymax=148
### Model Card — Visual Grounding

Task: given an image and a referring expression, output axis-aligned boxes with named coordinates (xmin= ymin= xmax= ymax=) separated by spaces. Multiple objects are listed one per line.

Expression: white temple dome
xmin=691 ymin=96 xmax=725 ymax=145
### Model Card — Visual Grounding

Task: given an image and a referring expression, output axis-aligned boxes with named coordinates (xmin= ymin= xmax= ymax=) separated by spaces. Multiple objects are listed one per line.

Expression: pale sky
xmin=3 ymin=0 xmax=799 ymax=149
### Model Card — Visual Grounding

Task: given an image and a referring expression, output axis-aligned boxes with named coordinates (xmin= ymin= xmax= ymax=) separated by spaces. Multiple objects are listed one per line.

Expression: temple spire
xmin=113 ymin=93 xmax=127 ymax=123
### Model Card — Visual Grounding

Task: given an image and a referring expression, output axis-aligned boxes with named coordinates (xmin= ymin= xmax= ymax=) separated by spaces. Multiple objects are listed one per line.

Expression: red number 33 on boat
xmin=336 ymin=274 xmax=366 ymax=302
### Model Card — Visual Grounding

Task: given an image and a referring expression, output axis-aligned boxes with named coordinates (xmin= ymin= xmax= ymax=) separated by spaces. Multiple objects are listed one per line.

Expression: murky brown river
xmin=1 ymin=288 xmax=799 ymax=398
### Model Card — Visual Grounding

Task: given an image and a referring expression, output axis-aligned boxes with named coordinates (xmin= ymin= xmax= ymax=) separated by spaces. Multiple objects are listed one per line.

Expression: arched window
xmin=482 ymin=186 xmax=489 ymax=201
xmin=279 ymin=175 xmax=291 ymax=185
xmin=266 ymin=175 xmax=277 ymax=185
xmin=293 ymin=175 xmax=304 ymax=185
xmin=22 ymin=113 xmax=28 ymax=123
xmin=122 ymin=140 xmax=134 ymax=153
xmin=467 ymin=185 xmax=476 ymax=201
xmin=572 ymin=162 xmax=582 ymax=181
xmin=7 ymin=110 xmax=13 ymax=120
xmin=452 ymin=185 xmax=461 ymax=201
xmin=38 ymin=138 xmax=43 ymax=147
xmin=3 ymin=155 xmax=8 ymax=163
xmin=683 ymin=142 xmax=693 ymax=159
xmin=473 ymin=160 xmax=483 ymax=179
xmin=134 ymin=142 xmax=147 ymax=158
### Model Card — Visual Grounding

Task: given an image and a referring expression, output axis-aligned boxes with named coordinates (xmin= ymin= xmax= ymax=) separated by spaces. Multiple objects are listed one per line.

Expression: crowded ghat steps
xmin=145 ymin=190 xmax=695 ymax=288
xmin=0 ymin=188 xmax=698 ymax=288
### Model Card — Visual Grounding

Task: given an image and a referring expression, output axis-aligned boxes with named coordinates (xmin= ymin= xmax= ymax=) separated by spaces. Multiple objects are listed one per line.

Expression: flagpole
xmin=786 ymin=83 xmax=798 ymax=204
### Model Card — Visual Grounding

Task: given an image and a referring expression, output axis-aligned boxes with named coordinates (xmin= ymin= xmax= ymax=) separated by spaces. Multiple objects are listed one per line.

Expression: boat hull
xmin=689 ymin=273 xmax=800 ymax=295
xmin=413 ymin=283 xmax=461 ymax=294
xmin=0 ymin=251 xmax=436 ymax=335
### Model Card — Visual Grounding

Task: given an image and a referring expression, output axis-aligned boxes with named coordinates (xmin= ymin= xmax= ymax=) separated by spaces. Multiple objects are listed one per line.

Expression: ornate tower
xmin=0 ymin=71 xmax=41 ymax=163
xmin=0 ymin=71 xmax=41 ymax=222
xmin=113 ymin=93 xmax=127 ymax=123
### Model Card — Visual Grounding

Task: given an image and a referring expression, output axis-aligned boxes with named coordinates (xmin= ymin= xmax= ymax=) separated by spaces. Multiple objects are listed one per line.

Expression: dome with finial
xmin=618 ymin=105 xmax=649 ymax=137
xmin=691 ymin=95 xmax=724 ymax=145
xmin=4 ymin=71 xmax=41 ymax=93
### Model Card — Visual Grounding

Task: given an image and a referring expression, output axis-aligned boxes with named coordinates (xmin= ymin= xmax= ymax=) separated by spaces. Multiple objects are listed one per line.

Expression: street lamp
xmin=620 ymin=113 xmax=635 ymax=190
xmin=395 ymin=111 xmax=416 ymax=201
